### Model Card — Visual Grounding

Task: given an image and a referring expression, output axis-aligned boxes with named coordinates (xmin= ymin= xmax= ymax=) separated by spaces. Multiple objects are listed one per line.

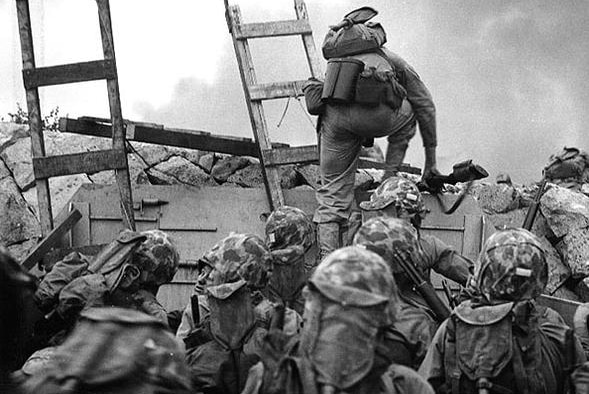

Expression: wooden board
xmin=249 ymin=80 xmax=306 ymax=101
xmin=32 ymin=149 xmax=127 ymax=179
xmin=60 ymin=117 xmax=290 ymax=157
xmin=22 ymin=59 xmax=116 ymax=89
xmin=234 ymin=19 xmax=312 ymax=40
xmin=21 ymin=209 xmax=82 ymax=270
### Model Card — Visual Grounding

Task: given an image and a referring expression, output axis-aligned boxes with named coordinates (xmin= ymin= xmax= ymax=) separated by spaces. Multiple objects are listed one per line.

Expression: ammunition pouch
xmin=322 ymin=58 xmax=364 ymax=103
xmin=355 ymin=67 xmax=406 ymax=109
xmin=322 ymin=58 xmax=406 ymax=110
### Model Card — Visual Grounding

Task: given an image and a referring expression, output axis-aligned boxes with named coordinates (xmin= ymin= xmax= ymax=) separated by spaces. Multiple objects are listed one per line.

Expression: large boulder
xmin=538 ymin=236 xmax=570 ymax=295
xmin=0 ymin=159 xmax=41 ymax=247
xmin=0 ymin=122 xmax=29 ymax=151
xmin=146 ymin=156 xmax=215 ymax=186
xmin=556 ymin=227 xmax=589 ymax=278
xmin=470 ymin=183 xmax=520 ymax=214
xmin=540 ymin=185 xmax=589 ymax=238
xmin=211 ymin=156 xmax=250 ymax=183
xmin=0 ymin=138 xmax=34 ymax=190
xmin=226 ymin=162 xmax=264 ymax=188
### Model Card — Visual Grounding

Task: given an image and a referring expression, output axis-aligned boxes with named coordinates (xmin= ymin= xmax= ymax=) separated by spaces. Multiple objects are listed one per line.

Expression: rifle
xmin=522 ymin=178 xmax=548 ymax=231
xmin=393 ymin=249 xmax=451 ymax=322
xmin=417 ymin=159 xmax=489 ymax=215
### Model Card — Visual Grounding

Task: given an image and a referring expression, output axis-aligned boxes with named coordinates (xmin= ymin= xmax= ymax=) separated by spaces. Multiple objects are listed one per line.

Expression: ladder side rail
xmin=96 ymin=0 xmax=136 ymax=230
xmin=294 ymin=0 xmax=323 ymax=78
xmin=15 ymin=0 xmax=53 ymax=235
xmin=227 ymin=4 xmax=285 ymax=209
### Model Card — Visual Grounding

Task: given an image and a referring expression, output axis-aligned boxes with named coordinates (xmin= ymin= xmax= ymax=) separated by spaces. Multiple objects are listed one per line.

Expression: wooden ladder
xmin=15 ymin=0 xmax=135 ymax=235
xmin=224 ymin=0 xmax=323 ymax=210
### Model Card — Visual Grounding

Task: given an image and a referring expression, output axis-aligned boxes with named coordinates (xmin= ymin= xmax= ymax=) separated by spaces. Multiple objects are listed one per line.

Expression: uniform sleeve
xmin=420 ymin=235 xmax=473 ymax=286
xmin=381 ymin=47 xmax=437 ymax=148
xmin=381 ymin=364 xmax=435 ymax=394
xmin=132 ymin=289 xmax=169 ymax=327
xmin=418 ymin=319 xmax=449 ymax=391
xmin=34 ymin=252 xmax=90 ymax=312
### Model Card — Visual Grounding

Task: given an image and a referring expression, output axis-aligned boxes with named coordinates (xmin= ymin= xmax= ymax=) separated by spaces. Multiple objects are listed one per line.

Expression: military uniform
xmin=242 ymin=246 xmax=434 ymax=394
xmin=21 ymin=307 xmax=192 ymax=394
xmin=183 ymin=233 xmax=275 ymax=394
xmin=360 ymin=176 xmax=473 ymax=319
xmin=418 ymin=228 xmax=586 ymax=393
xmin=314 ymin=9 xmax=439 ymax=260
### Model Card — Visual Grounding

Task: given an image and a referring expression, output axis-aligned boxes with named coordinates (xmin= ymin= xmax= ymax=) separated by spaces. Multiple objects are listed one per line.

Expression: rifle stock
xmin=394 ymin=250 xmax=451 ymax=322
xmin=522 ymin=178 xmax=548 ymax=231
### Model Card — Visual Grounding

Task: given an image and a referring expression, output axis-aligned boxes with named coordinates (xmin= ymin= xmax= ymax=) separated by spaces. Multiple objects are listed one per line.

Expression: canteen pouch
xmin=322 ymin=58 xmax=364 ymax=103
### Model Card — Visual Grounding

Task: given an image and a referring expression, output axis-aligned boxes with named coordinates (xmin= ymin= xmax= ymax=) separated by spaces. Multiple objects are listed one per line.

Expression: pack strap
xmin=444 ymin=318 xmax=462 ymax=394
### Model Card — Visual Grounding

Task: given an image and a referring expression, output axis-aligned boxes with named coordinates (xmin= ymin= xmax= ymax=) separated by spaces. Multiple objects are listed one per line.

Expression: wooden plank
xmin=462 ymin=214 xmax=483 ymax=262
xmin=21 ymin=209 xmax=82 ymax=270
xmin=234 ymin=19 xmax=312 ymax=39
xmin=15 ymin=0 xmax=53 ymax=236
xmin=60 ymin=117 xmax=290 ymax=156
xmin=228 ymin=4 xmax=284 ymax=209
xmin=69 ymin=202 xmax=91 ymax=247
xmin=97 ymin=0 xmax=135 ymax=231
xmin=249 ymin=80 xmax=306 ymax=101
xmin=32 ymin=149 xmax=127 ymax=179
xmin=22 ymin=59 xmax=116 ymax=89
xmin=264 ymin=145 xmax=317 ymax=166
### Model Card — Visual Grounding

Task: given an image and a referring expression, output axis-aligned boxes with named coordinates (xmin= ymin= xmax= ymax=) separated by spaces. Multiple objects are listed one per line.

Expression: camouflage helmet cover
xmin=265 ymin=206 xmax=315 ymax=252
xmin=310 ymin=246 xmax=399 ymax=309
xmin=359 ymin=176 xmax=426 ymax=217
xmin=475 ymin=228 xmax=547 ymax=303
xmin=352 ymin=216 xmax=423 ymax=274
xmin=204 ymin=233 xmax=272 ymax=299
xmin=132 ymin=230 xmax=180 ymax=287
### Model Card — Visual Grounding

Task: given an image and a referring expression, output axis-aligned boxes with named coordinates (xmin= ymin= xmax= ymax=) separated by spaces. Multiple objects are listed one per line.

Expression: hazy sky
xmin=1 ymin=0 xmax=588 ymax=183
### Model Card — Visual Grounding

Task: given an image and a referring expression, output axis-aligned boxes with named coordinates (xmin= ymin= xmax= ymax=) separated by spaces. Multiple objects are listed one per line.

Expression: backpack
xmin=544 ymin=147 xmax=589 ymax=180
xmin=322 ymin=22 xmax=387 ymax=59
xmin=22 ymin=307 xmax=192 ymax=394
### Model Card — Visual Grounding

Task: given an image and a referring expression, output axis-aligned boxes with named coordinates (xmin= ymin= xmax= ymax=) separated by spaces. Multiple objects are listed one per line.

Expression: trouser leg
xmin=384 ymin=100 xmax=417 ymax=179
xmin=317 ymin=222 xmax=341 ymax=262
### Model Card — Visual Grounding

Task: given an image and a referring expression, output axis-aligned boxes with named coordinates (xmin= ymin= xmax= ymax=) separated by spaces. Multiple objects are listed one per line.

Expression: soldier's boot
xmin=340 ymin=211 xmax=362 ymax=247
xmin=317 ymin=222 xmax=341 ymax=263
xmin=384 ymin=142 xmax=409 ymax=180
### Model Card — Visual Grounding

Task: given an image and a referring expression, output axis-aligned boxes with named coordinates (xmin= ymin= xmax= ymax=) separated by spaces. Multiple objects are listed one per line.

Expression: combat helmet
xmin=204 ymin=233 xmax=272 ymax=299
xmin=132 ymin=230 xmax=180 ymax=288
xmin=310 ymin=246 xmax=399 ymax=310
xmin=265 ymin=206 xmax=315 ymax=252
xmin=475 ymin=228 xmax=547 ymax=303
xmin=359 ymin=176 xmax=427 ymax=219
xmin=352 ymin=216 xmax=423 ymax=275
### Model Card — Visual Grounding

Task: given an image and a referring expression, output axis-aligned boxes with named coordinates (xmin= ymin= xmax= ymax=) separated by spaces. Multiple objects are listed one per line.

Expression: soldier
xmin=183 ymin=233 xmax=273 ymax=394
xmin=242 ymin=246 xmax=434 ymax=394
xmin=360 ymin=176 xmax=473 ymax=317
xmin=353 ymin=217 xmax=438 ymax=369
xmin=21 ymin=307 xmax=192 ymax=394
xmin=313 ymin=6 xmax=440 ymax=261
xmin=0 ymin=248 xmax=36 ymax=394
xmin=176 ymin=231 xmax=303 ymax=344
xmin=264 ymin=205 xmax=315 ymax=312
xmin=418 ymin=228 xmax=586 ymax=393
xmin=23 ymin=229 xmax=179 ymax=374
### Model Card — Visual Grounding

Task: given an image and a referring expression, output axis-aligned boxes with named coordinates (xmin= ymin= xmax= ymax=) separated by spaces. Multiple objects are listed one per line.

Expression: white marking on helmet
xmin=515 ymin=267 xmax=532 ymax=277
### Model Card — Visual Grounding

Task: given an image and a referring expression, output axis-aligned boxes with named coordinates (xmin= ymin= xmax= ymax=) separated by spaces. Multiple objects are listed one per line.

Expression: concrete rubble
xmin=1 ymin=121 xmax=589 ymax=302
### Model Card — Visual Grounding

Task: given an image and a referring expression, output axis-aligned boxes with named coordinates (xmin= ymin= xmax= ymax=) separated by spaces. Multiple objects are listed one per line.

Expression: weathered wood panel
xmin=22 ymin=59 xmax=115 ymax=89
xmin=234 ymin=19 xmax=312 ymax=39
xmin=32 ymin=149 xmax=127 ymax=179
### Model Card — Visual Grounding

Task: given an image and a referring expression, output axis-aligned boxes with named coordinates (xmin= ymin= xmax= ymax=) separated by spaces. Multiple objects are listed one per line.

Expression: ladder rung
xmin=32 ymin=149 xmax=127 ymax=179
xmin=249 ymin=80 xmax=306 ymax=101
xmin=234 ymin=19 xmax=312 ymax=40
xmin=22 ymin=59 xmax=116 ymax=89
xmin=263 ymin=145 xmax=318 ymax=166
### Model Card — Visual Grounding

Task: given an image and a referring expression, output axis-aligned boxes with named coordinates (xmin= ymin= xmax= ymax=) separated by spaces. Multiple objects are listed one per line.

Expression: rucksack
xmin=544 ymin=147 xmax=589 ymax=180
xmin=322 ymin=22 xmax=387 ymax=60
xmin=22 ymin=307 xmax=192 ymax=394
